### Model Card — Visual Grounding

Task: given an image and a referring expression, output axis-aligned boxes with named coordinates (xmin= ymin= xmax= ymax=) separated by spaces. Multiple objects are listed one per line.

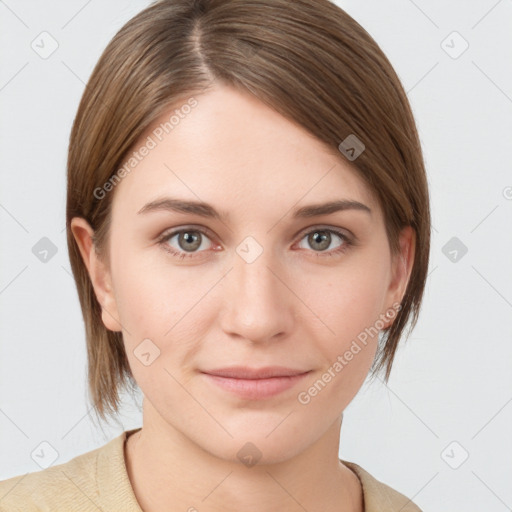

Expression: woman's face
xmin=74 ymin=83 xmax=413 ymax=463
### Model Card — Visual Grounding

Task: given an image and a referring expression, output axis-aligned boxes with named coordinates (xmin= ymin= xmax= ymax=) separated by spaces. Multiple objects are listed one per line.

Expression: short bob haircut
xmin=66 ymin=0 xmax=431 ymax=425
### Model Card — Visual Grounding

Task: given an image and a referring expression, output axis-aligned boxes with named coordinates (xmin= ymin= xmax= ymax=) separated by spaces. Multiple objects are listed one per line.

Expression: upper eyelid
xmin=160 ymin=224 xmax=216 ymax=242
xmin=294 ymin=224 xmax=352 ymax=239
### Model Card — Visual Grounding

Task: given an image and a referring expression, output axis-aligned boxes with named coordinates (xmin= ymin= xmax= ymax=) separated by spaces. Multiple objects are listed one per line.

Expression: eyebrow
xmin=137 ymin=197 xmax=372 ymax=221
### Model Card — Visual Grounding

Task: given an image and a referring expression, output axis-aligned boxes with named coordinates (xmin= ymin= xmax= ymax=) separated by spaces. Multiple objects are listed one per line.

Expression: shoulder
xmin=0 ymin=432 xmax=134 ymax=512
xmin=341 ymin=459 xmax=423 ymax=512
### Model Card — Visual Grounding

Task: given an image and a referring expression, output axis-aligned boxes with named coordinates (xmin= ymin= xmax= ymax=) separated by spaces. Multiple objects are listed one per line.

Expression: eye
xmin=295 ymin=227 xmax=353 ymax=257
xmin=157 ymin=227 xmax=215 ymax=260
xmin=157 ymin=225 xmax=355 ymax=260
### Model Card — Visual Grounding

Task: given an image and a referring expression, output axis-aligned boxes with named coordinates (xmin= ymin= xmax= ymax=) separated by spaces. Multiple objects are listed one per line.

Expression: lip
xmin=201 ymin=366 xmax=311 ymax=400
xmin=203 ymin=366 xmax=310 ymax=379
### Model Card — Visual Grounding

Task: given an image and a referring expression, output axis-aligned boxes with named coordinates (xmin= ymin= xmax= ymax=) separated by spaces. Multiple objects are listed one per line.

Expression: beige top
xmin=0 ymin=428 xmax=422 ymax=511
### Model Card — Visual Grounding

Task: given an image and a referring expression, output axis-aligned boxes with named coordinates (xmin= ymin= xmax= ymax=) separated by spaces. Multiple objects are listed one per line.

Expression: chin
xmin=195 ymin=425 xmax=312 ymax=467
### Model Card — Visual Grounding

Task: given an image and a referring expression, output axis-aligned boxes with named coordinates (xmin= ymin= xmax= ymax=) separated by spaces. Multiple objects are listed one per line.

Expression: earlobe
xmin=70 ymin=217 xmax=122 ymax=332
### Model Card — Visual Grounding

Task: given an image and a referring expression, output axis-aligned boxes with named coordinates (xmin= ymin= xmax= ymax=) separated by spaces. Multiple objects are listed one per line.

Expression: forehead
xmin=111 ymin=84 xmax=377 ymax=220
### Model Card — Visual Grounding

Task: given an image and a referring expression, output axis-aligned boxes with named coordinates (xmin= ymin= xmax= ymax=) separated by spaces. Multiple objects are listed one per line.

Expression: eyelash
xmin=157 ymin=225 xmax=355 ymax=260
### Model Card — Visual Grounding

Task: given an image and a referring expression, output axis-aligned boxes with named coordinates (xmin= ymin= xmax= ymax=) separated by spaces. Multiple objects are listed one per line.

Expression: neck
xmin=124 ymin=401 xmax=363 ymax=512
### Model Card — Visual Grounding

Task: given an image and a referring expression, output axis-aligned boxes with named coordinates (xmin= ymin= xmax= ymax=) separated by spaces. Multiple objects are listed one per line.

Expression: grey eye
xmin=298 ymin=230 xmax=344 ymax=252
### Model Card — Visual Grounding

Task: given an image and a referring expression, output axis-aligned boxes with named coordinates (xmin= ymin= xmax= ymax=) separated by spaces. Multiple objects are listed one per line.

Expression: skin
xmin=71 ymin=83 xmax=415 ymax=512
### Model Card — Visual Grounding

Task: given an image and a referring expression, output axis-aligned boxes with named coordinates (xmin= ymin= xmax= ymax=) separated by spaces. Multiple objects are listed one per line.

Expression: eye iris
xmin=179 ymin=231 xmax=201 ymax=252
xmin=308 ymin=230 xmax=331 ymax=251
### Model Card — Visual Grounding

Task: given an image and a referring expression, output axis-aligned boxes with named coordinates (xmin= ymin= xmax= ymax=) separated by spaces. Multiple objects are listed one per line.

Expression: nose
xmin=218 ymin=245 xmax=295 ymax=344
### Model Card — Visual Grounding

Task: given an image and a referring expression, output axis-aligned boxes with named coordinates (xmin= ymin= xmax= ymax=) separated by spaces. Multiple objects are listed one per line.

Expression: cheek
xmin=112 ymin=245 xmax=199 ymax=329
xmin=302 ymin=260 xmax=389 ymax=352
xmin=294 ymin=266 xmax=385 ymax=412
xmin=111 ymin=250 xmax=214 ymax=370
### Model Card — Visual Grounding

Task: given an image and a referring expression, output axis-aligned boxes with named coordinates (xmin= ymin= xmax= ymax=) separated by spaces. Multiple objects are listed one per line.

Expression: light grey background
xmin=1 ymin=1 xmax=511 ymax=510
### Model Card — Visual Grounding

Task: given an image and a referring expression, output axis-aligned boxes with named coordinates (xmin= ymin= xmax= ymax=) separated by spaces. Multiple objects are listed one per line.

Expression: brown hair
xmin=66 ymin=0 xmax=431 ymax=425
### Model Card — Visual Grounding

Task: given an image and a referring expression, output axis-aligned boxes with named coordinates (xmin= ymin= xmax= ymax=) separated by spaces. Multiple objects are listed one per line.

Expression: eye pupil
xmin=179 ymin=231 xmax=201 ymax=252
xmin=308 ymin=230 xmax=330 ymax=251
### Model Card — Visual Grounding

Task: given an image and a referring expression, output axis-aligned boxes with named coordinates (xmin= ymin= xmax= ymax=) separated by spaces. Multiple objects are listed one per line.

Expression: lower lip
xmin=202 ymin=372 xmax=311 ymax=400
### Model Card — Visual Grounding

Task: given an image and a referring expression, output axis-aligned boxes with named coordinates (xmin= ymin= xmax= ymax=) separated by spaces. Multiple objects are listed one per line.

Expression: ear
xmin=381 ymin=225 xmax=415 ymax=328
xmin=70 ymin=217 xmax=122 ymax=332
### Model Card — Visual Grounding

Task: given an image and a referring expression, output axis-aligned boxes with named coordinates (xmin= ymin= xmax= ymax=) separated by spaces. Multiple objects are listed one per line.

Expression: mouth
xmin=200 ymin=366 xmax=312 ymax=400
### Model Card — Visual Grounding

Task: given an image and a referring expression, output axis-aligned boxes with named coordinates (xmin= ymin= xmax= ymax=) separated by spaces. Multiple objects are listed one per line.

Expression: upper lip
xmin=202 ymin=366 xmax=310 ymax=379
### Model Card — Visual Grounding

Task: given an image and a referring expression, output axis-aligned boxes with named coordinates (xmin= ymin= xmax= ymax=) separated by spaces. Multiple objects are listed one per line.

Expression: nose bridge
xmin=220 ymin=237 xmax=293 ymax=342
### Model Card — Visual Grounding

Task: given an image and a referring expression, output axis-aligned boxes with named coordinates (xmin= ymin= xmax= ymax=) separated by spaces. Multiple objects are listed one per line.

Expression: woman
xmin=0 ymin=0 xmax=429 ymax=510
